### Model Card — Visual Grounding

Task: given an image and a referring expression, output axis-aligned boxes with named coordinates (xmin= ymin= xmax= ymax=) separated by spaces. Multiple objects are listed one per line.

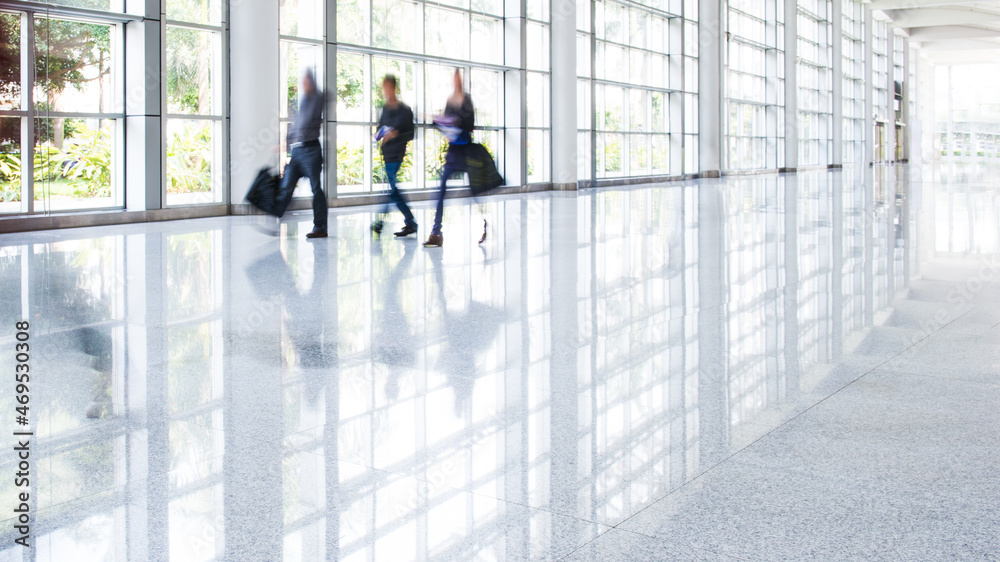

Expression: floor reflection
xmin=0 ymin=163 xmax=980 ymax=560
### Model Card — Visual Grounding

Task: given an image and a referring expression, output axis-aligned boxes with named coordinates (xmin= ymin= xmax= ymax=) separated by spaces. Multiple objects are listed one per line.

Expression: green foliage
xmin=0 ymin=125 xmax=112 ymax=201
xmin=33 ymin=19 xmax=111 ymax=101
xmin=166 ymin=26 xmax=212 ymax=114
xmin=167 ymin=123 xmax=213 ymax=193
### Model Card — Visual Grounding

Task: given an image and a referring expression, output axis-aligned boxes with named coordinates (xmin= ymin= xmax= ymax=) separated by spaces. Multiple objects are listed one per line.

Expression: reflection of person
xmin=427 ymin=251 xmax=503 ymax=414
xmin=425 ymin=69 xmax=475 ymax=248
xmin=372 ymin=243 xmax=417 ymax=400
xmin=372 ymin=75 xmax=417 ymax=238
xmin=272 ymin=68 xmax=328 ymax=239
xmin=247 ymin=241 xmax=334 ymax=399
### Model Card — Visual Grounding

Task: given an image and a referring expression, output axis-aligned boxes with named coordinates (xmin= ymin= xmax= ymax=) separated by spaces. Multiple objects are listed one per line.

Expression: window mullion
xmin=20 ymin=11 xmax=33 ymax=214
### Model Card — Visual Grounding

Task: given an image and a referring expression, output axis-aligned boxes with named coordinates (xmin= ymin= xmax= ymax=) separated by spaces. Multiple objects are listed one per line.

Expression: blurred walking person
xmin=272 ymin=68 xmax=328 ymax=238
xmin=372 ymin=74 xmax=418 ymax=238
xmin=425 ymin=69 xmax=475 ymax=248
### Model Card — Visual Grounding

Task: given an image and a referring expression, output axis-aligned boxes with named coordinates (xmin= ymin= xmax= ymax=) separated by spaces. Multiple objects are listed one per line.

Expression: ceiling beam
xmin=916 ymin=37 xmax=1000 ymax=51
xmin=888 ymin=7 xmax=1000 ymax=28
xmin=908 ymin=25 xmax=1000 ymax=41
xmin=869 ymin=0 xmax=982 ymax=9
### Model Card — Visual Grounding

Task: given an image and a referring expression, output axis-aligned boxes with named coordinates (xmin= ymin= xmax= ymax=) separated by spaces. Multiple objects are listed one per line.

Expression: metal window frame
xmin=161 ymin=5 xmax=229 ymax=208
xmin=0 ymin=5 xmax=127 ymax=214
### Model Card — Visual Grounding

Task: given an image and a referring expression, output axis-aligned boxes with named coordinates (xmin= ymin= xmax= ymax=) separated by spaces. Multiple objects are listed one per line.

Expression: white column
xmin=124 ymin=0 xmax=161 ymax=211
xmin=831 ymin=0 xmax=844 ymax=168
xmin=783 ymin=0 xmax=798 ymax=172
xmin=698 ymin=0 xmax=722 ymax=177
xmin=863 ymin=7 xmax=874 ymax=167
xmin=230 ymin=0 xmax=280 ymax=205
xmin=551 ymin=0 xmax=577 ymax=189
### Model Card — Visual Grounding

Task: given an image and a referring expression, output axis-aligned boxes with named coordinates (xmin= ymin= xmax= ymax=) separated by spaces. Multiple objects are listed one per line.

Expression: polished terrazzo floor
xmin=0 ymin=164 xmax=998 ymax=561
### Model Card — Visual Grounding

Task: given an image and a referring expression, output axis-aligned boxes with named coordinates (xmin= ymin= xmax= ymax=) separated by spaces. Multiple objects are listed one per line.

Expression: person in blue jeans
xmin=424 ymin=69 xmax=475 ymax=248
xmin=372 ymin=74 xmax=417 ymax=238
xmin=272 ymin=68 xmax=328 ymax=238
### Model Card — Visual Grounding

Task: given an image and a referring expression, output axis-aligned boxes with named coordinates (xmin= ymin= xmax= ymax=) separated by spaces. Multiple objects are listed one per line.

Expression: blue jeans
xmin=273 ymin=144 xmax=327 ymax=232
xmin=432 ymin=166 xmax=463 ymax=235
xmin=380 ymin=161 xmax=416 ymax=229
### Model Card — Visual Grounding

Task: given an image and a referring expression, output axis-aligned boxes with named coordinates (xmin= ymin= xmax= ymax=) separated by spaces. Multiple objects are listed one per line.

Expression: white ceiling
xmin=871 ymin=0 xmax=1000 ymax=61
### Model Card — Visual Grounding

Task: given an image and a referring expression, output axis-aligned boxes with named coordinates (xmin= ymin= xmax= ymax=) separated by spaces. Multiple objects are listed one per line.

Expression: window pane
xmin=526 ymin=73 xmax=549 ymax=129
xmin=34 ymin=18 xmax=115 ymax=114
xmin=1 ymin=13 xmax=21 ymax=111
xmin=167 ymin=0 xmax=222 ymax=26
xmin=472 ymin=0 xmax=502 ymax=16
xmin=0 ymin=116 xmax=21 ymax=213
xmin=471 ymin=68 xmax=501 ymax=128
xmin=166 ymin=119 xmax=220 ymax=205
xmin=651 ymin=134 xmax=668 ymax=174
xmin=629 ymin=134 xmax=648 ymax=175
xmin=527 ymin=23 xmax=549 ymax=71
xmin=33 ymin=118 xmax=117 ymax=210
xmin=373 ymin=0 xmax=418 ymax=51
xmin=336 ymin=52 xmax=366 ymax=123
xmin=471 ymin=16 xmax=502 ymax=65
xmin=337 ymin=125 xmax=368 ymax=193
xmin=281 ymin=0 xmax=324 ymax=39
xmin=338 ymin=0 xmax=371 ymax=45
xmin=280 ymin=41 xmax=322 ymax=120
xmin=526 ymin=129 xmax=549 ymax=183
xmin=425 ymin=7 xmax=469 ymax=59
xmin=166 ymin=26 xmax=216 ymax=116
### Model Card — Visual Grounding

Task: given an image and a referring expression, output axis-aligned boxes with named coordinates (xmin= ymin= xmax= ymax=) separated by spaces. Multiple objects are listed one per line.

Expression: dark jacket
xmin=444 ymin=94 xmax=474 ymax=145
xmin=287 ymin=90 xmax=325 ymax=145
xmin=377 ymin=102 xmax=415 ymax=163
xmin=444 ymin=94 xmax=474 ymax=169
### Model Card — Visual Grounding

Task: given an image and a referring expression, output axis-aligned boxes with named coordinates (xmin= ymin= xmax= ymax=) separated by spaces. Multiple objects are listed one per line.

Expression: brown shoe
xmin=394 ymin=225 xmax=417 ymax=237
xmin=423 ymin=233 xmax=443 ymax=247
xmin=306 ymin=230 xmax=328 ymax=239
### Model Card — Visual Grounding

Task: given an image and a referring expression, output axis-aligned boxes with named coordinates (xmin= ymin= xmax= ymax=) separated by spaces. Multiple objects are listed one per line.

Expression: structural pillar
xmin=698 ymin=0 xmax=722 ymax=177
xmin=551 ymin=0 xmax=578 ymax=189
xmin=783 ymin=0 xmax=798 ymax=172
xmin=230 ymin=0 xmax=280 ymax=205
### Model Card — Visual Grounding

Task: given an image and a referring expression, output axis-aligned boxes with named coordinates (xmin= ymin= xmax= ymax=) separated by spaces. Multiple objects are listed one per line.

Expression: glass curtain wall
xmin=682 ymin=0 xmax=699 ymax=174
xmin=871 ymin=17 xmax=889 ymax=163
xmin=797 ymin=0 xmax=832 ymax=167
xmin=725 ymin=0 xmax=784 ymax=171
xmin=892 ymin=33 xmax=904 ymax=161
xmin=335 ymin=0 xmax=510 ymax=195
xmin=0 ymin=7 xmax=124 ymax=213
xmin=841 ymin=0 xmax=864 ymax=165
xmin=588 ymin=0 xmax=690 ymax=180
xmin=165 ymin=0 xmax=226 ymax=205
xmin=526 ymin=0 xmax=551 ymax=183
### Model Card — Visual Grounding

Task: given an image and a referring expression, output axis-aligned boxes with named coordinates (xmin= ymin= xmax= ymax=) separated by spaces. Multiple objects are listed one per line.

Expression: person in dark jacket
xmin=424 ymin=69 xmax=475 ymax=248
xmin=372 ymin=74 xmax=417 ymax=238
xmin=272 ymin=68 xmax=328 ymax=238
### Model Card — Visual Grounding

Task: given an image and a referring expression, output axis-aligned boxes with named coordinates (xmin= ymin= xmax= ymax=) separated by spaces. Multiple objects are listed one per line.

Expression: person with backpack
xmin=425 ymin=69 xmax=475 ymax=248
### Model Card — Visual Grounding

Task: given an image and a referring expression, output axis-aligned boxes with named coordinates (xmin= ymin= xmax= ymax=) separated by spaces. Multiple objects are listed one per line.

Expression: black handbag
xmin=246 ymin=167 xmax=280 ymax=214
xmin=466 ymin=143 xmax=504 ymax=195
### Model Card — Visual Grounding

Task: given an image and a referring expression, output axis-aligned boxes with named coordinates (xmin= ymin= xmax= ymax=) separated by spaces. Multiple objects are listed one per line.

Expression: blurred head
xmin=452 ymin=69 xmax=463 ymax=94
xmin=382 ymin=74 xmax=398 ymax=101
xmin=302 ymin=68 xmax=317 ymax=97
